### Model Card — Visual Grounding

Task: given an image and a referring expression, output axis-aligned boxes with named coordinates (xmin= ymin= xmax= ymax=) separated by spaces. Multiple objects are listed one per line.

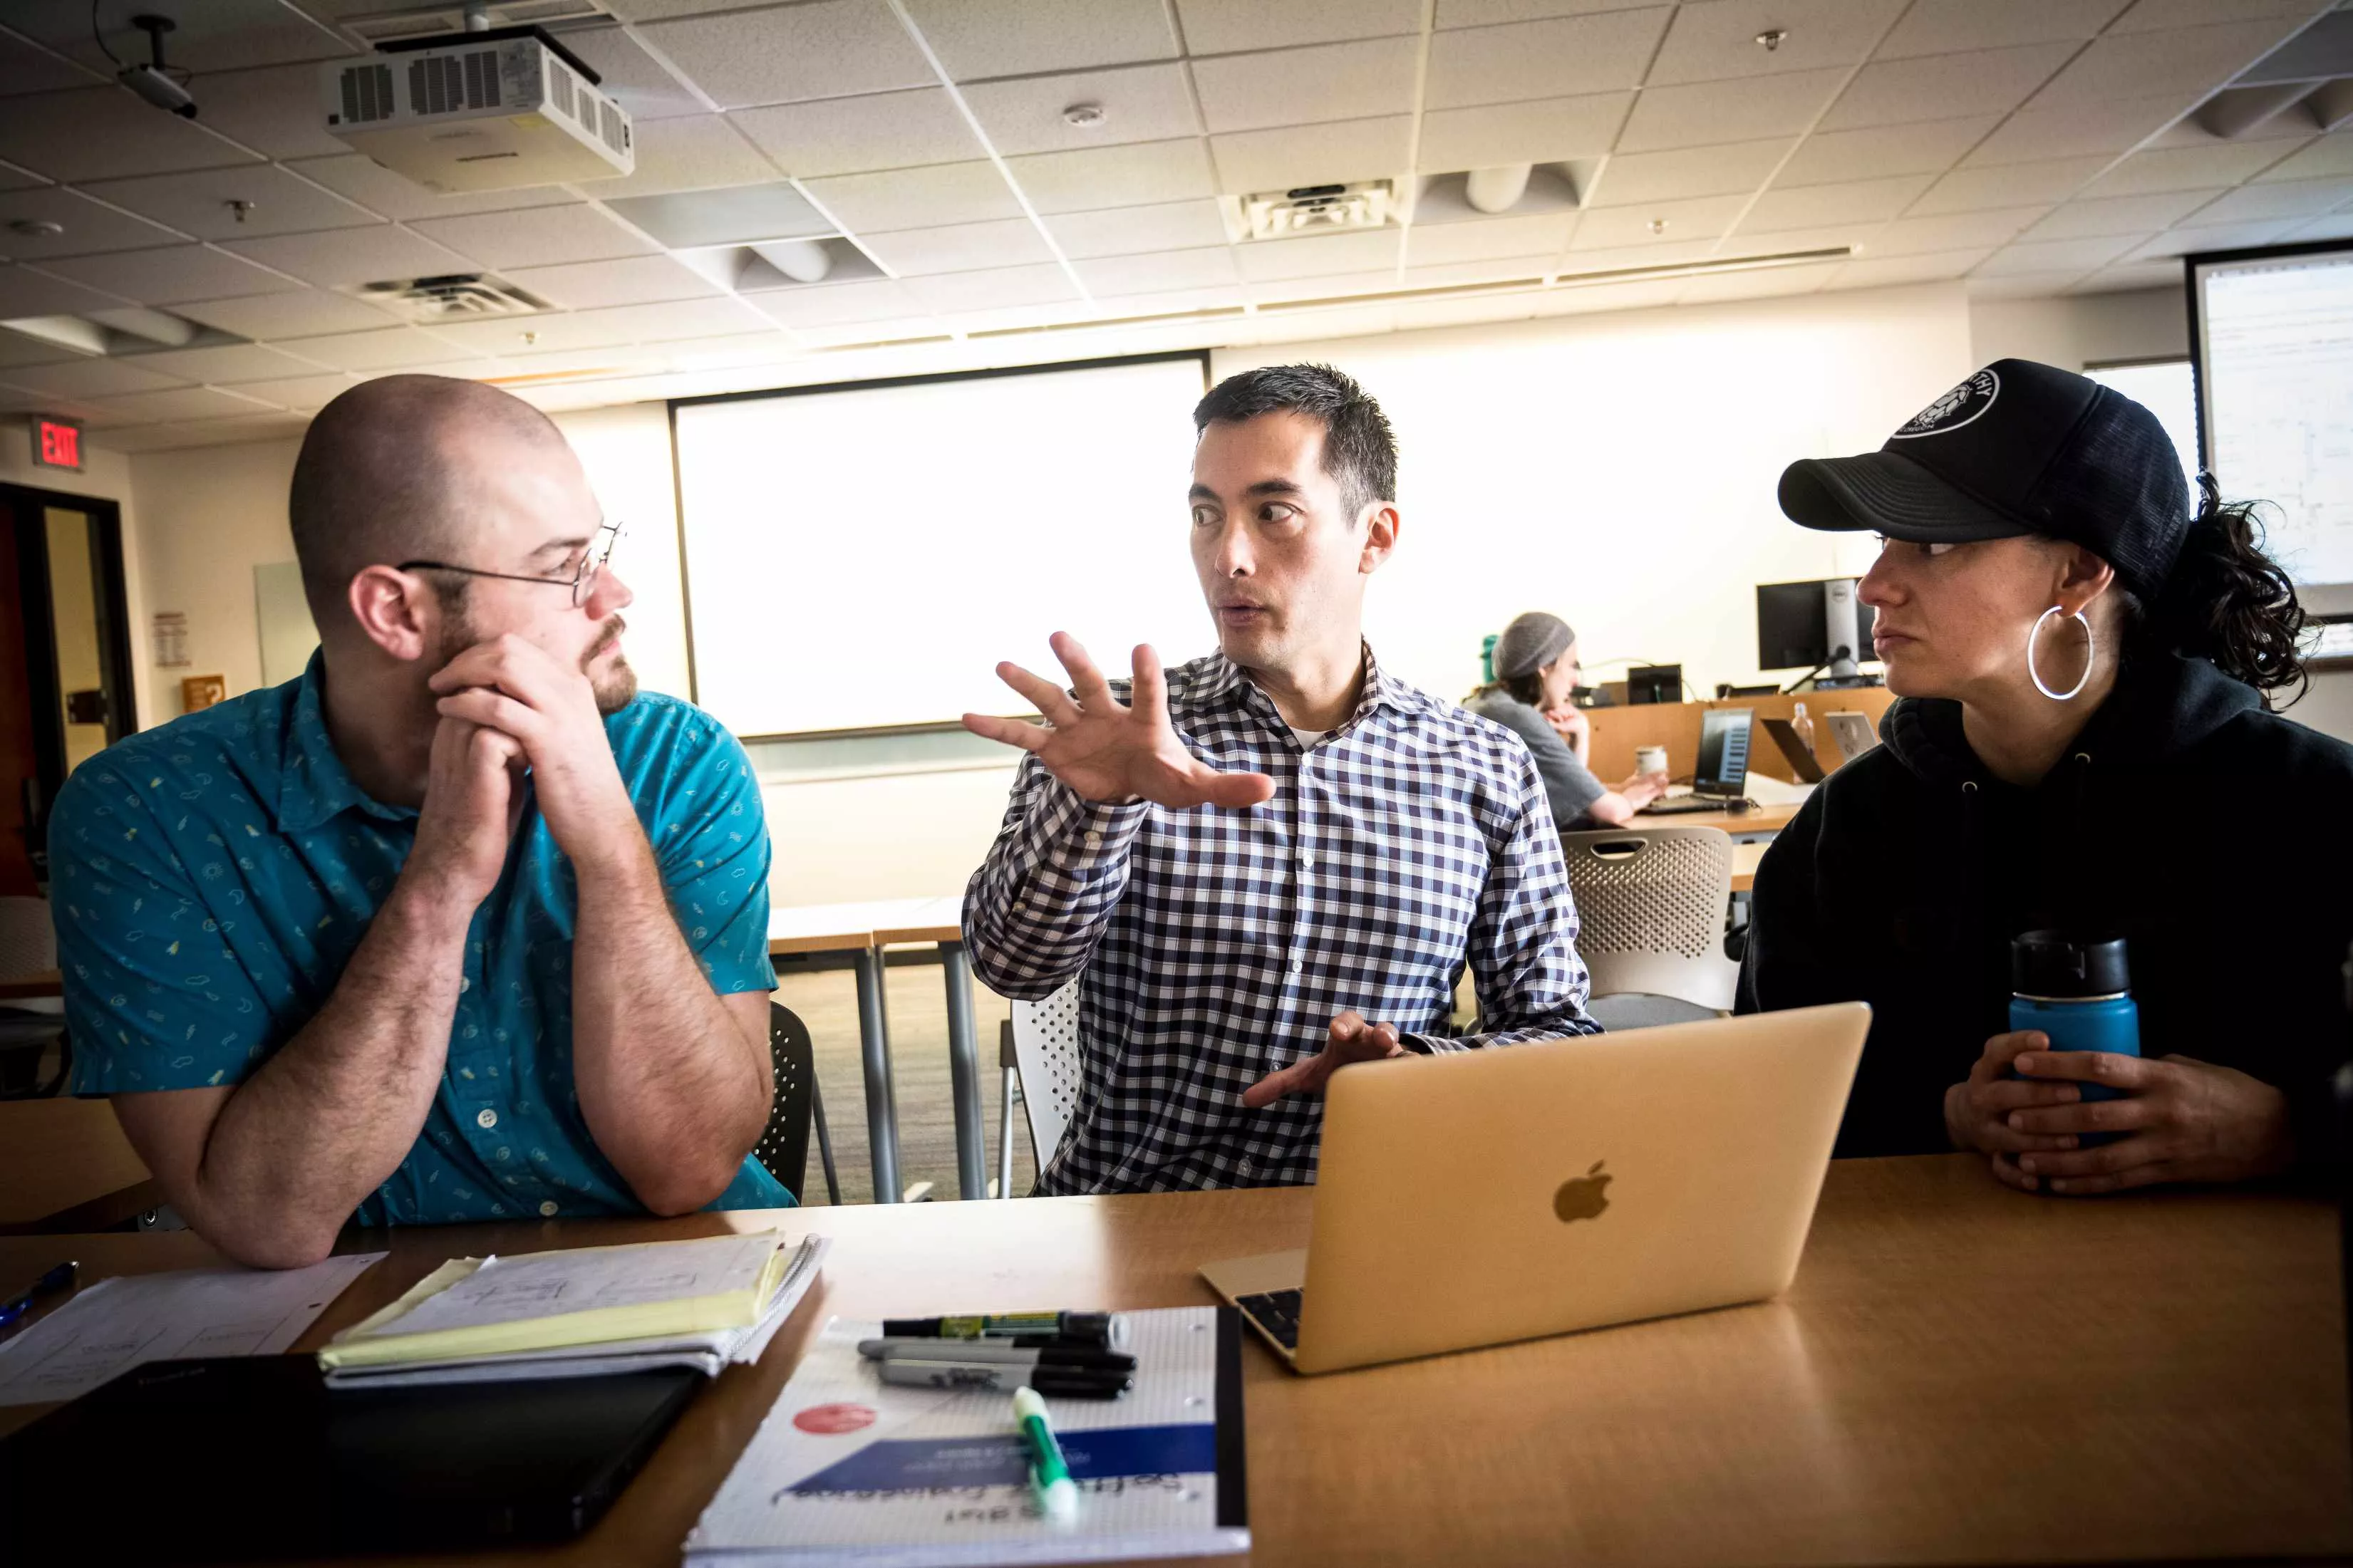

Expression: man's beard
xmin=436 ymin=611 xmax=638 ymax=717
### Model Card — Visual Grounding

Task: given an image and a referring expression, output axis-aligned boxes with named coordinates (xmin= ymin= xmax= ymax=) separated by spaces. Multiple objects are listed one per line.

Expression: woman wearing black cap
xmin=1465 ymin=611 xmax=1667 ymax=829
xmin=1741 ymin=358 xmax=2353 ymax=1194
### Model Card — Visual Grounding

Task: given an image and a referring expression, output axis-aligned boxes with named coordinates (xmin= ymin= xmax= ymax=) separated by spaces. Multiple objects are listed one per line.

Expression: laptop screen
xmin=1694 ymin=708 xmax=1753 ymax=796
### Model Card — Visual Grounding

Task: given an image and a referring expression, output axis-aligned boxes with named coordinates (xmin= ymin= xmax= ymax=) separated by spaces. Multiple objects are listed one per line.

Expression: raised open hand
xmin=963 ymin=633 xmax=1276 ymax=811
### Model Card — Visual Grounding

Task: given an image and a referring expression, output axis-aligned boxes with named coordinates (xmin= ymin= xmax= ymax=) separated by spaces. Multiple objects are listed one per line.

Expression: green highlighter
xmin=1013 ymin=1386 xmax=1077 ymax=1521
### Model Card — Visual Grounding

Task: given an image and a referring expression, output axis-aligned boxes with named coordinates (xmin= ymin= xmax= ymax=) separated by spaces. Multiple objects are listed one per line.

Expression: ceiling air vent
xmin=353 ymin=273 xmax=552 ymax=323
xmin=1224 ymin=180 xmax=1398 ymax=242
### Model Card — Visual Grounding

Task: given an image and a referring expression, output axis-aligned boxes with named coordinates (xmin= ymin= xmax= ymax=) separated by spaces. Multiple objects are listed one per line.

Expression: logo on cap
xmin=1891 ymin=368 xmax=2000 ymax=440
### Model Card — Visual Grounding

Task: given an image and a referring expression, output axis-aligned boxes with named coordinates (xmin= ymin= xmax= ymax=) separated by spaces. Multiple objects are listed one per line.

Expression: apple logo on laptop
xmin=1553 ymin=1161 xmax=1612 ymax=1223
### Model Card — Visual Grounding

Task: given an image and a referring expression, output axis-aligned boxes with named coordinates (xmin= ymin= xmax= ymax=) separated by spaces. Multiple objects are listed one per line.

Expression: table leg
xmin=941 ymin=940 xmax=988 ymax=1202
xmin=852 ymin=947 xmax=901 ymax=1203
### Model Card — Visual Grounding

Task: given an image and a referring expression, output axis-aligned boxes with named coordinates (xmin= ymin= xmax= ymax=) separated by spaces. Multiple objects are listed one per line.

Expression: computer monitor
xmin=1627 ymin=663 xmax=1681 ymax=705
xmin=1756 ymin=580 xmax=1876 ymax=675
xmin=1693 ymin=707 xmax=1753 ymax=799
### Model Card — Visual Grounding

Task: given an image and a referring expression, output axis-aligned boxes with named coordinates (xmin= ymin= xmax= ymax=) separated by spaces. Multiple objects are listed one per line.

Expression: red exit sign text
xmin=33 ymin=415 xmax=81 ymax=472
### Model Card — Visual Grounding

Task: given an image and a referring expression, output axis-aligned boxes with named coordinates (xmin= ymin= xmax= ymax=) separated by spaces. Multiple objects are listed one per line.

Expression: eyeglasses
xmin=400 ymin=521 xmax=623 ymax=609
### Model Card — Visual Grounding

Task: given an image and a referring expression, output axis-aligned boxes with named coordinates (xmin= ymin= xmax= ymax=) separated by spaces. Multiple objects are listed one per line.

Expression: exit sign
xmin=31 ymin=415 xmax=81 ymax=472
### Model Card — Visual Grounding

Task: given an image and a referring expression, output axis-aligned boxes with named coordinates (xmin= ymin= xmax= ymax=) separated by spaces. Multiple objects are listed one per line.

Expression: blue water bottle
xmin=2010 ymin=931 xmax=2139 ymax=1139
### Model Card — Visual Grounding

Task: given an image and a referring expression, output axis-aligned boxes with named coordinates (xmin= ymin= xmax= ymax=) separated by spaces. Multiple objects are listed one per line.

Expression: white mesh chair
xmin=996 ymin=979 xmax=1083 ymax=1198
xmin=1558 ymin=826 xmax=1739 ymax=1029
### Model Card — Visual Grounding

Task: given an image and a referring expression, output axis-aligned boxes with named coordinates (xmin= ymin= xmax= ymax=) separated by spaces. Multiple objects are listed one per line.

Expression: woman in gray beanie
xmin=1464 ymin=612 xmax=1667 ymax=829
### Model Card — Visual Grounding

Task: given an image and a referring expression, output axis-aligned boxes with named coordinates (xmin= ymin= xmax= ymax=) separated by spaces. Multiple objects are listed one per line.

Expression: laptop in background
xmin=1200 ymin=1004 xmax=1870 ymax=1374
xmin=1642 ymin=707 xmax=1753 ymax=814
xmin=1760 ymin=717 xmax=1827 ymax=784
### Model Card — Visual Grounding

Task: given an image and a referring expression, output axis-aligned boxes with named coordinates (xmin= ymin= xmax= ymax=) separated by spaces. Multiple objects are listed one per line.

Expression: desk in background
xmin=0 ymin=1099 xmax=152 ymax=1231
xmin=1586 ymin=688 xmax=1898 ymax=786
xmin=0 ymin=1154 xmax=2342 ymax=1564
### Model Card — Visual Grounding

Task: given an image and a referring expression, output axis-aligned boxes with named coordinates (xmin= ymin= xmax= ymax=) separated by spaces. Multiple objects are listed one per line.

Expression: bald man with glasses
xmin=50 ymin=375 xmax=787 ymax=1268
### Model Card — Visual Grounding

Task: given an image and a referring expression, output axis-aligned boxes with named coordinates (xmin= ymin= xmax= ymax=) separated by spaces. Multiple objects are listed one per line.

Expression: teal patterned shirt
xmin=52 ymin=653 xmax=792 ymax=1223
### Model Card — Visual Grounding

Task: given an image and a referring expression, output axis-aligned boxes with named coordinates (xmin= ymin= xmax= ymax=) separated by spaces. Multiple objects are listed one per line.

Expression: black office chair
xmin=757 ymin=1002 xmax=839 ymax=1206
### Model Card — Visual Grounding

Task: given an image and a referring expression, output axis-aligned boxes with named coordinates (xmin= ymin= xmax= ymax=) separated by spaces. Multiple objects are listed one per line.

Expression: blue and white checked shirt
xmin=965 ymin=645 xmax=1596 ymax=1195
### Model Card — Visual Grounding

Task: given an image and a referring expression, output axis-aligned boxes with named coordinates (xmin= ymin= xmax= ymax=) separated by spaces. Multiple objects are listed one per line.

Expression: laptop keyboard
xmin=1235 ymin=1289 xmax=1303 ymax=1351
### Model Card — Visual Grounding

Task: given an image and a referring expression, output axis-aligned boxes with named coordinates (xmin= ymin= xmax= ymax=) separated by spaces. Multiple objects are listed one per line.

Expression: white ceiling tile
xmin=183 ymin=61 xmax=354 ymax=158
xmin=606 ymin=182 xmax=832 ymax=247
xmin=564 ymin=296 xmax=777 ymax=342
xmin=1401 ymin=256 xmax=1553 ymax=289
xmin=2018 ymin=188 xmax=2219 ymax=239
xmin=803 ymin=161 xmax=1022 ymax=230
xmin=1648 ymin=0 xmax=1906 ymax=88
xmin=1822 ymin=248 xmax=1994 ymax=289
xmin=175 ymin=289 xmax=404 ymax=338
xmin=268 ymin=327 xmax=482 ymax=371
xmin=2067 ymin=260 xmax=2191 ymax=293
xmin=0 ymin=160 xmax=51 ymax=192
xmin=499 ymin=254 xmax=726 ymax=308
xmin=2 ymin=358 xmax=187 ymax=398
xmin=1235 ymin=229 xmax=1402 ymax=281
xmin=1878 ymin=0 xmax=2129 ymax=59
xmin=634 ymin=1 xmax=933 ymax=109
xmin=0 ymin=85 xmax=262 ymax=182
xmin=1043 ymin=199 xmax=1229 ymax=257
xmin=1720 ymin=222 xmax=1878 ymax=254
xmin=117 ymin=343 xmax=333 ymax=384
xmin=1820 ymin=44 xmax=2078 ymax=130
xmin=1964 ymin=269 xmax=2092 ymax=298
xmin=1774 ymin=118 xmax=2001 ymax=186
xmin=1588 ymin=138 xmax=1791 ymax=205
xmin=1209 ymin=117 xmax=1415 ymax=192
xmin=2279 ymin=210 xmax=2353 ymax=244
xmin=1416 ymin=93 xmax=1630 ymax=170
xmin=1427 ymin=9 xmax=1675 ymax=108
xmin=79 ymin=162 xmax=382 ymax=241
xmin=1973 ymin=234 xmax=2139 ymax=274
xmin=2251 ymin=133 xmax=2353 ymax=182
xmin=902 ymin=262 xmax=1081 ymax=313
xmin=1571 ymin=193 xmax=1749 ymax=247
xmin=2107 ymin=0 xmax=2326 ymax=33
xmin=1405 ymin=212 xmax=1575 ymax=264
xmin=1192 ymin=38 xmax=1420 ymax=133
xmin=214 ymin=372 xmax=357 ymax=411
xmin=1910 ymin=155 xmax=2111 ymax=214
xmin=31 ymin=0 xmax=348 ymax=74
xmin=1082 ymin=285 xmax=1244 ymax=317
xmin=1073 ymin=246 xmax=1239 ymax=295
xmin=2119 ymin=219 xmax=2294 ymax=261
xmin=580 ymin=117 xmax=781 ymax=202
xmin=745 ymin=277 xmax=929 ymax=327
xmin=1870 ymin=206 xmax=2051 ymax=254
xmin=409 ymin=205 xmax=661 ymax=270
xmin=0 ymin=30 xmax=102 ymax=95
xmin=0 ymin=331 xmax=82 ymax=369
xmin=37 ymin=244 xmax=306 ymax=305
xmin=1958 ymin=95 xmax=2188 ymax=167
xmin=1672 ymin=259 xmax=1841 ymax=303
xmin=0 ymin=187 xmax=180 ymax=258
xmin=2186 ymin=175 xmax=2353 ymax=224
xmin=857 ymin=218 xmax=1055 ymax=274
xmin=2028 ymin=21 xmax=2313 ymax=113
xmin=218 ymin=227 xmax=472 ymax=289
xmin=1743 ymin=175 xmax=1934 ymax=232
xmin=80 ymin=385 xmax=281 ymax=423
xmin=962 ymin=63 xmax=1200 ymax=157
xmin=733 ymin=89 xmax=983 ymax=178
xmin=1003 ymin=138 xmax=1218 ymax=214
xmin=1244 ymin=270 xmax=1400 ymax=307
xmin=1437 ymin=0 xmax=1668 ymax=25
xmin=286 ymin=154 xmax=583 ymax=219
xmin=1552 ymin=235 xmax=1719 ymax=272
xmin=0 ymin=264 xmax=128 ymax=315
xmin=2084 ymin=140 xmax=2305 ymax=196
xmin=1176 ymin=0 xmax=1424 ymax=53
xmin=426 ymin=313 xmax=640 ymax=356
xmin=1617 ymin=68 xmax=1848 ymax=152
xmin=557 ymin=26 xmax=711 ymax=123
xmin=902 ymin=0 xmax=1179 ymax=78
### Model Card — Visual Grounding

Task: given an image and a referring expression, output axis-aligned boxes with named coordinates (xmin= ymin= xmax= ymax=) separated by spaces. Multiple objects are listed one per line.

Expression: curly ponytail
xmin=2122 ymin=472 xmax=2308 ymax=702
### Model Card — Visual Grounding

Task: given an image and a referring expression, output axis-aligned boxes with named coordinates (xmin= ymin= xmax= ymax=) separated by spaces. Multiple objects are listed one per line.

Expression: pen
xmin=1015 ymin=1385 xmax=1079 ymax=1520
xmin=876 ymin=1359 xmax=1131 ymax=1398
xmin=0 ymin=1260 xmax=76 ymax=1335
xmin=857 ymin=1337 xmax=1137 ymax=1371
xmin=883 ymin=1312 xmax=1122 ymax=1348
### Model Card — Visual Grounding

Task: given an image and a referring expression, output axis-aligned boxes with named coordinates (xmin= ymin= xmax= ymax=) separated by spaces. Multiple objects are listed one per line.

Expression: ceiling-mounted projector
xmin=321 ymin=26 xmax=632 ymax=194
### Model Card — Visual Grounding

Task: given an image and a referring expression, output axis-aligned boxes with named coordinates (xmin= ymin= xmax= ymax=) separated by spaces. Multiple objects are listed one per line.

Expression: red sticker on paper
xmin=794 ymin=1403 xmax=877 ymax=1435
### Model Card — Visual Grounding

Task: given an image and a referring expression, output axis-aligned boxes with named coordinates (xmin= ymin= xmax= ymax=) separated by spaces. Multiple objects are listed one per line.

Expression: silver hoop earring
xmin=2027 ymin=605 xmax=2092 ymax=701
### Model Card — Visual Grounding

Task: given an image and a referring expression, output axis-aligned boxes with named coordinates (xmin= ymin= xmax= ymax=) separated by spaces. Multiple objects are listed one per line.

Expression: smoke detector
xmin=353 ymin=273 xmax=552 ymax=322
xmin=1224 ymin=180 xmax=1399 ymax=242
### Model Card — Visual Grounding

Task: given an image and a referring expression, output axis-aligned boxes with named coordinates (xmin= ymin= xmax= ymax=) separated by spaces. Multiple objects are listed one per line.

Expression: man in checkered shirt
xmin=963 ymin=364 xmax=1597 ymax=1194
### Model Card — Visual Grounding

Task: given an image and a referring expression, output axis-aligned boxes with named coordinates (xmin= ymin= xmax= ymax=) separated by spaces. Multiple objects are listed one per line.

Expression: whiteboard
xmin=674 ymin=356 xmax=1211 ymax=737
xmin=2193 ymin=243 xmax=2353 ymax=586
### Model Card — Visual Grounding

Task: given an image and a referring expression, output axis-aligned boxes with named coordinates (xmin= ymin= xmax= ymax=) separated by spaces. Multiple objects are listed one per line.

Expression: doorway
xmin=0 ymin=484 xmax=135 ymax=893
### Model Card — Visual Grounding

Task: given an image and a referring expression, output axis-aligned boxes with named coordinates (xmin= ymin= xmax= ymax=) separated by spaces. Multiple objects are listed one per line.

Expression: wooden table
xmin=1732 ymin=838 xmax=1766 ymax=893
xmin=0 ymin=1099 xmax=151 ymax=1230
xmin=1 ymin=1154 xmax=2343 ymax=1566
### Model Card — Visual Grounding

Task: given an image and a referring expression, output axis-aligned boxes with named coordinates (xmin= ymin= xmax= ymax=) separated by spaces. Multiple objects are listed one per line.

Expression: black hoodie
xmin=1739 ymin=651 xmax=2353 ymax=1166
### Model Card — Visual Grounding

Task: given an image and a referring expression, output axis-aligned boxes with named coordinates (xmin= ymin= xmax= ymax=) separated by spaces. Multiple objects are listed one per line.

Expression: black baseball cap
xmin=1777 ymin=358 xmax=2191 ymax=603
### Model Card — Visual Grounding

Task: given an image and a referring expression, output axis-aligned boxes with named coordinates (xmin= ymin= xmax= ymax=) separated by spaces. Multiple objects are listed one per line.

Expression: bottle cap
xmin=2011 ymin=930 xmax=2130 ymax=999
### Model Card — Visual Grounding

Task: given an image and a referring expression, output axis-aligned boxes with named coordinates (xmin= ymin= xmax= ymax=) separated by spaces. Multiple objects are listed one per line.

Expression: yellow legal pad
xmin=319 ymin=1230 xmax=796 ymax=1371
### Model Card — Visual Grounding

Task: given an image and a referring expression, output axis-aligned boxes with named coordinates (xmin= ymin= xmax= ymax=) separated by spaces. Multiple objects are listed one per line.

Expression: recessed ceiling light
xmin=8 ymin=219 xmax=63 ymax=239
xmin=1062 ymin=102 xmax=1107 ymax=128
